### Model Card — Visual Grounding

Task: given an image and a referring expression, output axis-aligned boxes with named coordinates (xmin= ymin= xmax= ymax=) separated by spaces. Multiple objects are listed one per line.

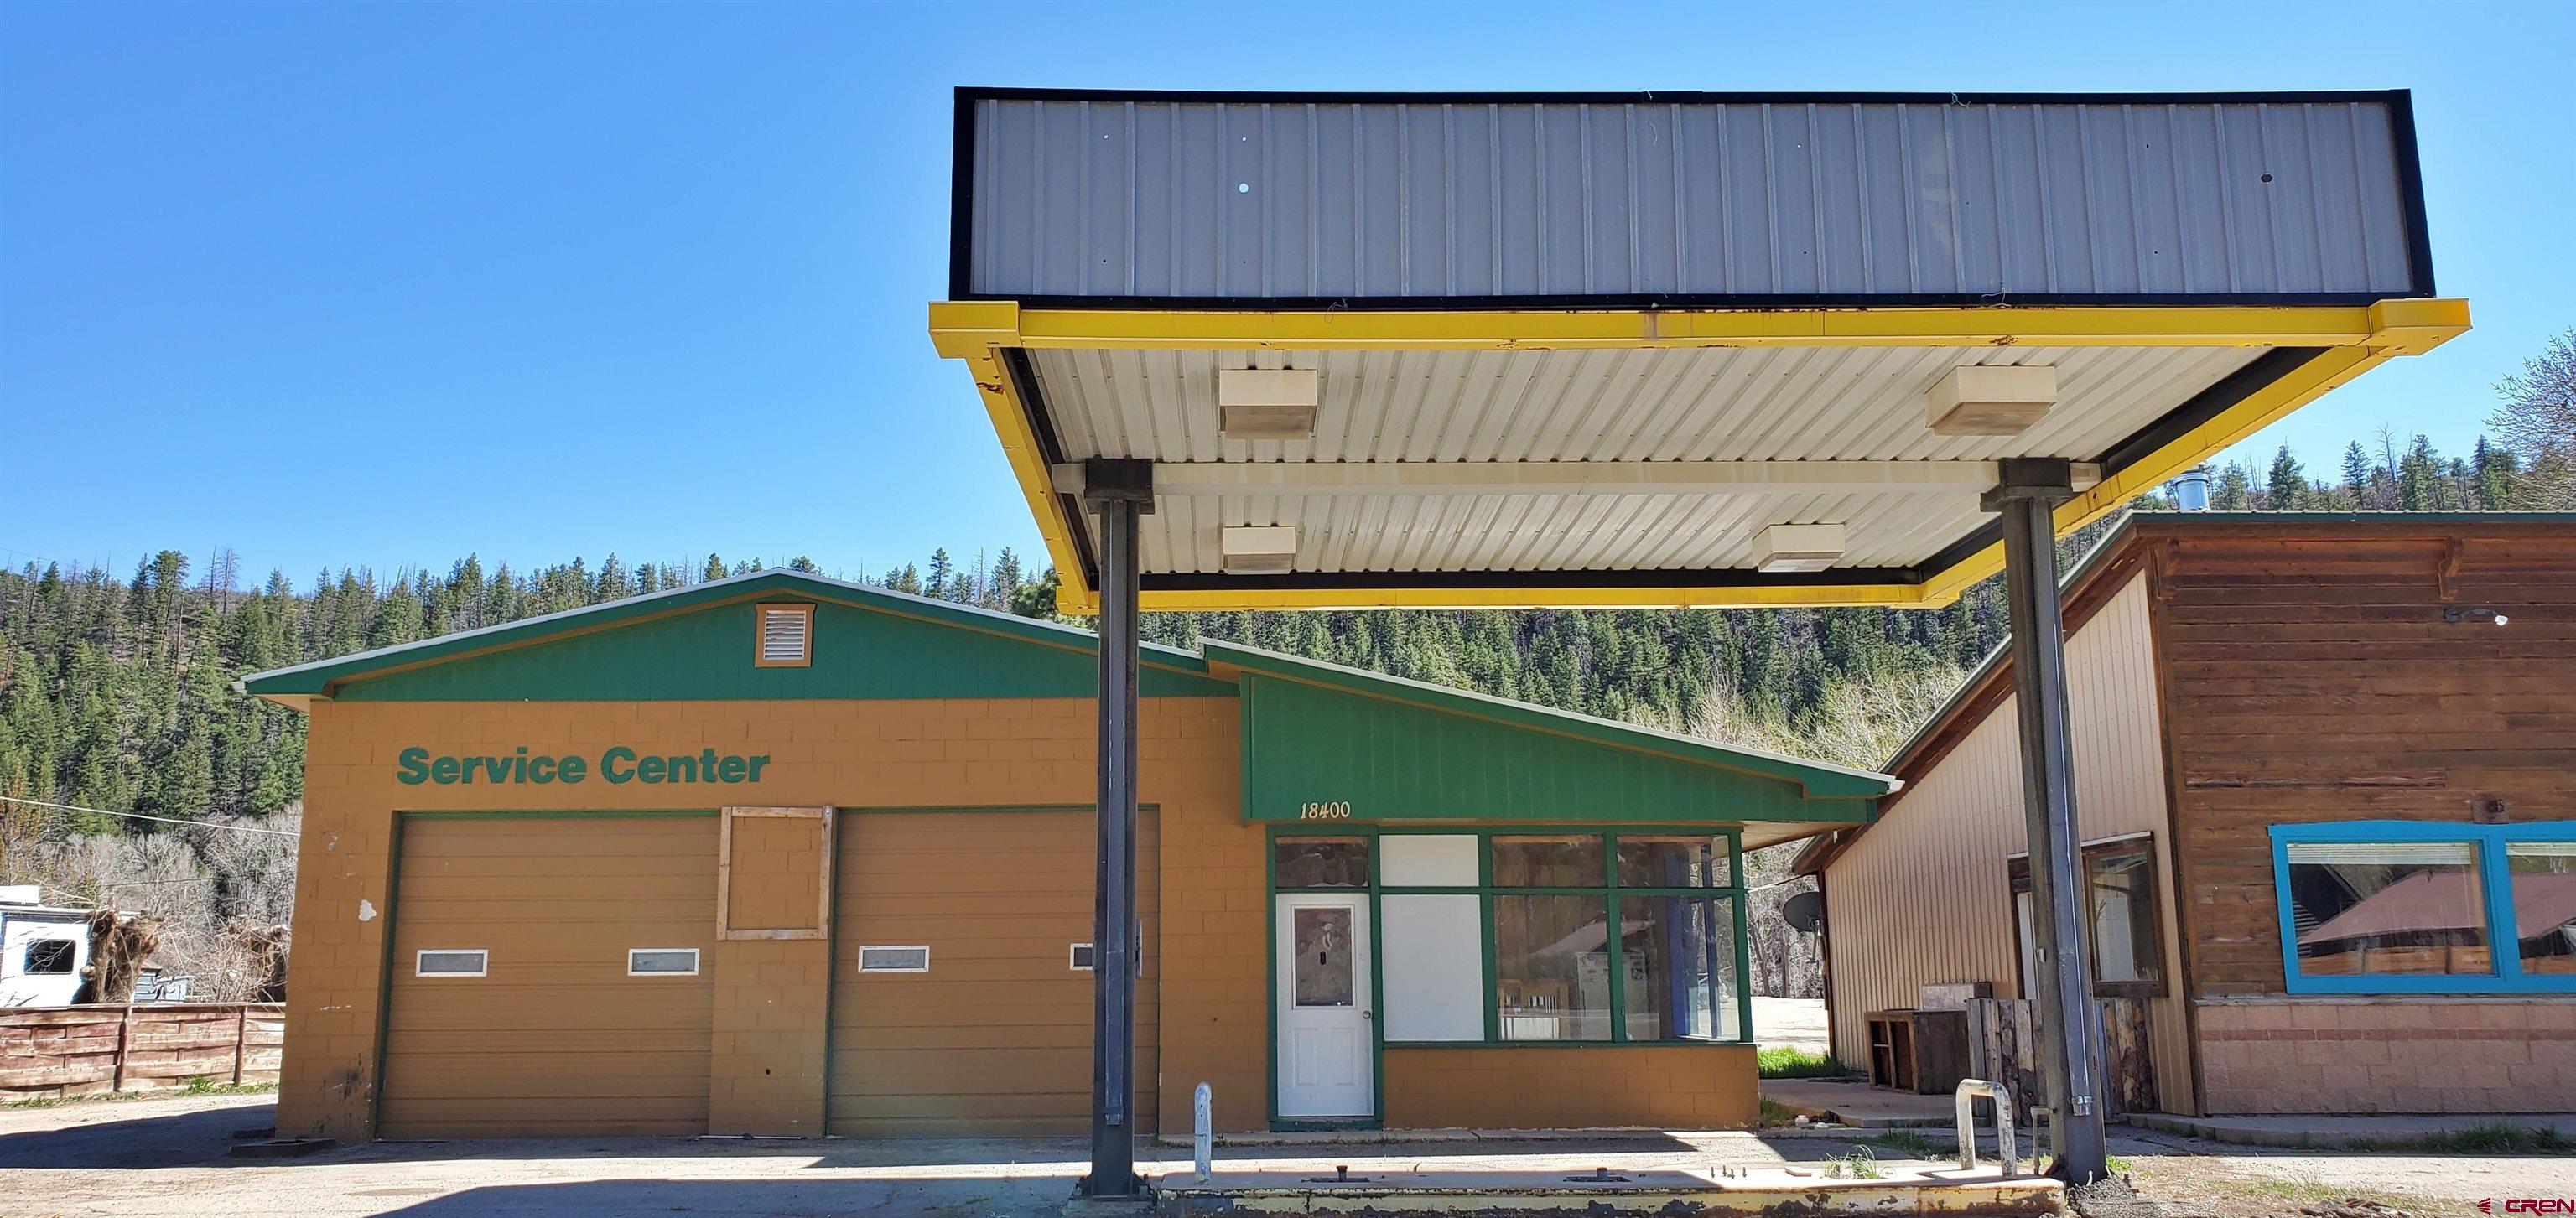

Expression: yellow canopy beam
xmin=928 ymin=298 xmax=2469 ymax=614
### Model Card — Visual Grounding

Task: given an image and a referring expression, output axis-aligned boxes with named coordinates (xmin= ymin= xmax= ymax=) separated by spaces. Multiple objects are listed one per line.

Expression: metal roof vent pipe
xmin=2172 ymin=465 xmax=2211 ymax=511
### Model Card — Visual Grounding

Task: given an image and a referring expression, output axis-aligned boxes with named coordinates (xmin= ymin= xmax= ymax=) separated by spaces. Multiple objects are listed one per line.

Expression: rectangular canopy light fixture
xmin=1927 ymin=365 xmax=2059 ymax=437
xmin=1218 ymin=368 xmax=1320 ymax=441
xmin=1220 ymin=525 xmax=1300 ymax=575
xmin=1756 ymin=524 xmax=1847 ymax=573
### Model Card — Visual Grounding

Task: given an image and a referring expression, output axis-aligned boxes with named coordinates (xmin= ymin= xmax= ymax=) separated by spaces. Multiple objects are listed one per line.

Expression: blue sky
xmin=4 ymin=1 xmax=2569 ymax=588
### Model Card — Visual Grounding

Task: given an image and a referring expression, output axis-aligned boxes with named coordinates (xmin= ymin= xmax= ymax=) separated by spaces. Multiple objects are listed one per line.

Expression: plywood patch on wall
xmin=719 ymin=806 xmax=834 ymax=941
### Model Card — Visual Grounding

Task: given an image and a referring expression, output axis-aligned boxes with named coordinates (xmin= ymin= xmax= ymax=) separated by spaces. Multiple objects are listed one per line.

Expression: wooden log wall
xmin=0 ymin=1003 xmax=284 ymax=1101
xmin=2148 ymin=521 xmax=2576 ymax=996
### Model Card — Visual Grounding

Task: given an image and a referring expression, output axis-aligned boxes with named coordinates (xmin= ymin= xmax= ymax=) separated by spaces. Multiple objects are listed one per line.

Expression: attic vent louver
xmin=756 ymin=604 xmax=813 ymax=667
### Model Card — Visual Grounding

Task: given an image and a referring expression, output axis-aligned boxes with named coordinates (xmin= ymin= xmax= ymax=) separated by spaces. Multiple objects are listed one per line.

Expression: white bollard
xmin=1953 ymin=1078 xmax=2019 ymax=1177
xmin=1193 ymin=1081 xmax=1213 ymax=1182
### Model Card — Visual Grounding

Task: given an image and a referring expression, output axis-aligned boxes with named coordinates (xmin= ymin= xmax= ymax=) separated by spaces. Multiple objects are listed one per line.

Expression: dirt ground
xmin=3 ymin=1092 xmax=2568 ymax=1218
xmin=1751 ymin=994 xmax=1831 ymax=1054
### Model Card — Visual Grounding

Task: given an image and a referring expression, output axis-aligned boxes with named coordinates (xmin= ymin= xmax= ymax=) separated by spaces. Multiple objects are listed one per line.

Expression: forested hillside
xmin=3 ymin=387 xmax=2568 ymax=998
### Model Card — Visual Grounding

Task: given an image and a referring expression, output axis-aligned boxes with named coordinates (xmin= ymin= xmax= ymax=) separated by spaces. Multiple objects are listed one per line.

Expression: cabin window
xmin=23 ymin=939 xmax=75 ymax=975
xmin=2284 ymin=841 xmax=2486 ymax=977
xmin=2270 ymin=822 xmax=2576 ymax=994
xmin=2509 ymin=843 xmax=2576 ymax=978
xmin=2007 ymin=834 xmax=2168 ymax=998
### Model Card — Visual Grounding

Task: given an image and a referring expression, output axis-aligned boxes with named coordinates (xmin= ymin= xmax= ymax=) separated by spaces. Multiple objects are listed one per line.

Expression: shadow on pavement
xmin=0 ymin=1100 xmax=279 ymax=1170
xmin=369 ymin=1178 xmax=1073 ymax=1218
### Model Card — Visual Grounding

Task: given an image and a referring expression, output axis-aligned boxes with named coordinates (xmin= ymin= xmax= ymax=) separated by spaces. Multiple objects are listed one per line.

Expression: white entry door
xmin=1275 ymin=893 xmax=1374 ymax=1118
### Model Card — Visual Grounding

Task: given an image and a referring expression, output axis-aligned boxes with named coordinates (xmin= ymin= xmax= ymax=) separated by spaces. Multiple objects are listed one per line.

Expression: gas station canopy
xmin=929 ymin=89 xmax=2466 ymax=613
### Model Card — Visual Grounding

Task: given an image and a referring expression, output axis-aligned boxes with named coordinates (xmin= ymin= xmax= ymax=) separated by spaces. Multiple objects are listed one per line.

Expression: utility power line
xmin=0 ymin=795 xmax=296 ymax=837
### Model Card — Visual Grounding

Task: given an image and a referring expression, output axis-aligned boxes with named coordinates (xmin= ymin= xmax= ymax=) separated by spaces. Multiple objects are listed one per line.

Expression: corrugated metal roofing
xmin=962 ymin=91 xmax=2428 ymax=303
xmin=1027 ymin=344 xmax=2262 ymax=574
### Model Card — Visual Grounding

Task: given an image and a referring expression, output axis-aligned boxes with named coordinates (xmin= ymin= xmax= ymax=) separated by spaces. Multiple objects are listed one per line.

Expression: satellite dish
xmin=1782 ymin=891 xmax=1824 ymax=934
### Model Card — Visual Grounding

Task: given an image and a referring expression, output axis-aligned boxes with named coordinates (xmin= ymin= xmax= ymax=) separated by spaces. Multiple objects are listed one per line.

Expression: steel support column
xmin=1983 ymin=458 xmax=2111 ymax=1185
xmin=1079 ymin=459 xmax=1152 ymax=1200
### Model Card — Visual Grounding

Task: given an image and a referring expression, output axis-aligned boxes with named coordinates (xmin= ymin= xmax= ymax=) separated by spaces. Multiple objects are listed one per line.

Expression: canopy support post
xmin=1984 ymin=458 xmax=2111 ymax=1186
xmin=1079 ymin=459 xmax=1152 ymax=1201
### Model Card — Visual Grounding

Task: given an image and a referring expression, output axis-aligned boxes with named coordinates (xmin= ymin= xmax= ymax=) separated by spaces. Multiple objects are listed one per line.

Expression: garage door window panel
xmin=416 ymin=949 xmax=489 ymax=977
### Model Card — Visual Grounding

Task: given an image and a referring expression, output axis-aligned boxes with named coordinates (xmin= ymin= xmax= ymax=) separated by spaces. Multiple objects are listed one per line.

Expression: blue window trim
xmin=2269 ymin=819 xmax=2576 ymax=995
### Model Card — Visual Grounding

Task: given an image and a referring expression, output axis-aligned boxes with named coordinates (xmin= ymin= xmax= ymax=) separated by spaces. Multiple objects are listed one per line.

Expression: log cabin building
xmin=1796 ymin=511 xmax=2576 ymax=1116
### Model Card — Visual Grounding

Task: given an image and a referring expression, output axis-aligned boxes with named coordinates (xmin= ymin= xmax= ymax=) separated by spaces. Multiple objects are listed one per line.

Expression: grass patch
xmin=1824 ymin=1146 xmax=1884 ymax=1180
xmin=1862 ymin=1129 xmax=1951 ymax=1159
xmin=1757 ymin=1045 xmax=1856 ymax=1079
xmin=181 ymin=1077 xmax=278 ymax=1098
xmin=2356 ymin=1120 xmax=2573 ymax=1155
xmin=2106 ymin=1154 xmax=2133 ymax=1175
xmin=1756 ymin=1097 xmax=1805 ymax=1128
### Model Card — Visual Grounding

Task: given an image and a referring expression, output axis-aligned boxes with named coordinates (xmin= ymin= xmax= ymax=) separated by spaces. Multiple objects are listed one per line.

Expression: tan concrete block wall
xmin=709 ymin=937 xmax=831 ymax=1135
xmin=1382 ymin=1044 xmax=1761 ymax=1130
xmin=1144 ymin=702 xmax=1269 ymax=1134
xmin=279 ymin=695 xmax=1241 ymax=1143
xmin=2197 ymin=998 xmax=2576 ymax=1114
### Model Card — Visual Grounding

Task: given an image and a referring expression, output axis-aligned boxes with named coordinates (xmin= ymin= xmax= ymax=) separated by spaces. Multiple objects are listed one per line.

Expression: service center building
xmin=243 ymin=571 xmax=1890 ymax=1141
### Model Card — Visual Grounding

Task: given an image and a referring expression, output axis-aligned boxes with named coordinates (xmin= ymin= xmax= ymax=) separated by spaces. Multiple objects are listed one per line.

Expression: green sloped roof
xmin=237 ymin=569 xmax=1230 ymax=703
xmin=1203 ymin=640 xmax=1896 ymax=807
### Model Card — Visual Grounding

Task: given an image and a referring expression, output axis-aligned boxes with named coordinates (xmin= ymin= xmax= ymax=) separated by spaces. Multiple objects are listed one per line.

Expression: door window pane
xmin=1618 ymin=895 xmax=1738 ymax=1041
xmin=2508 ymin=842 xmax=2576 ymax=977
xmin=1291 ymin=906 xmax=1355 ymax=1007
xmin=2085 ymin=849 xmax=2161 ymax=987
xmin=2285 ymin=841 xmax=2488 ymax=976
xmin=1275 ymin=837 xmax=1370 ymax=889
xmin=1493 ymin=836 xmax=1604 ymax=888
xmin=1617 ymin=836 xmax=1731 ymax=888
xmin=1493 ymin=894 xmax=1612 ymax=1040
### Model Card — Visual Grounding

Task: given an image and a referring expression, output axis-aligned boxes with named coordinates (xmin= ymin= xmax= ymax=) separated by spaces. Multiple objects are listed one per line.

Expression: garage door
xmin=828 ymin=809 xmax=1158 ymax=1136
xmin=380 ymin=814 xmax=719 ymax=1138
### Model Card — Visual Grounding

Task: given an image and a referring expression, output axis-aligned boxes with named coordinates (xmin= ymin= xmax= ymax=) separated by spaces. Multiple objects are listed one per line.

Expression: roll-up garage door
xmin=380 ymin=814 xmax=719 ymax=1138
xmin=828 ymin=808 xmax=1159 ymax=1136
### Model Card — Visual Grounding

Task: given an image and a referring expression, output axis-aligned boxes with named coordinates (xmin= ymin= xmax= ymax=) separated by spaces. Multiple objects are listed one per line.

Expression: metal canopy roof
xmin=929 ymin=89 xmax=2468 ymax=613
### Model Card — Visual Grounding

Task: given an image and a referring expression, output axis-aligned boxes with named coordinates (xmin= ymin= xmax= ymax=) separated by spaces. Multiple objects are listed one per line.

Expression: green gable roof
xmin=237 ymin=570 xmax=1231 ymax=703
xmin=238 ymin=571 xmax=1894 ymax=835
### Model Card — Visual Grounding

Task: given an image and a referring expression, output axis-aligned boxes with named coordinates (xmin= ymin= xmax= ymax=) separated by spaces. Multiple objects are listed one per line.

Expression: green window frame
xmin=1268 ymin=824 xmax=1754 ymax=1050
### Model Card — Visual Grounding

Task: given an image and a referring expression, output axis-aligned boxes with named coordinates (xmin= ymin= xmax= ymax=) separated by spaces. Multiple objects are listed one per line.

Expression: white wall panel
xmin=1381 ymin=894 xmax=1485 ymax=1042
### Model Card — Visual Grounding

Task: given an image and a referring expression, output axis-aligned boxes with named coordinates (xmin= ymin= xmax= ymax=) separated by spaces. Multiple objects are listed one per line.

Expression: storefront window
xmin=1617 ymin=836 xmax=1731 ymax=889
xmin=2509 ymin=842 xmax=2576 ymax=978
xmin=1278 ymin=828 xmax=1753 ymax=1044
xmin=1274 ymin=837 xmax=1370 ymax=888
xmin=1493 ymin=894 xmax=1612 ymax=1041
xmin=2283 ymin=840 xmax=2488 ymax=977
xmin=1493 ymin=836 xmax=1603 ymax=887
xmin=1618 ymin=895 xmax=1737 ymax=1041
